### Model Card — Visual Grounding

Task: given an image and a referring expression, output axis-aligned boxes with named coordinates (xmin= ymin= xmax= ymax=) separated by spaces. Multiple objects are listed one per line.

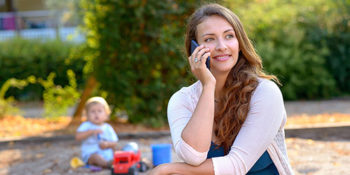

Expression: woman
xmin=150 ymin=3 xmax=293 ymax=175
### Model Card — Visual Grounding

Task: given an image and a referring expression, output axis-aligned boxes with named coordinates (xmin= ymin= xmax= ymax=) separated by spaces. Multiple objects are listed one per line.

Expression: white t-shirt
xmin=77 ymin=121 xmax=118 ymax=163
xmin=167 ymin=78 xmax=293 ymax=175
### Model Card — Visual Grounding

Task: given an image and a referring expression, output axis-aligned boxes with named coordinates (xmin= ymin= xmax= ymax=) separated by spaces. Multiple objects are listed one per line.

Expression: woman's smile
xmin=213 ymin=54 xmax=231 ymax=61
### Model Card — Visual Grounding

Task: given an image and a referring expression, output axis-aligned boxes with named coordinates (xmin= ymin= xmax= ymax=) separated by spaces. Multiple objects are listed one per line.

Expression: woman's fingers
xmin=195 ymin=47 xmax=209 ymax=62
xmin=189 ymin=45 xmax=204 ymax=62
xmin=187 ymin=45 xmax=215 ymax=85
xmin=189 ymin=46 xmax=209 ymax=66
xmin=201 ymin=52 xmax=211 ymax=64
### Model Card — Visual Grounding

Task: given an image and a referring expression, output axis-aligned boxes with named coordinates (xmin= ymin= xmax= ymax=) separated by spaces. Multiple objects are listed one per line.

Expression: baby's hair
xmin=85 ymin=96 xmax=111 ymax=115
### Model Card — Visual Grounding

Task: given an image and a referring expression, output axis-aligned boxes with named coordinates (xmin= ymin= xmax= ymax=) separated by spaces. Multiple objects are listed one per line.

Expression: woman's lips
xmin=213 ymin=54 xmax=231 ymax=61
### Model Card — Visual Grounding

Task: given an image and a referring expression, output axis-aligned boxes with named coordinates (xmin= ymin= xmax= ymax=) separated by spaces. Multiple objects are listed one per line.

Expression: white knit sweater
xmin=167 ymin=78 xmax=294 ymax=175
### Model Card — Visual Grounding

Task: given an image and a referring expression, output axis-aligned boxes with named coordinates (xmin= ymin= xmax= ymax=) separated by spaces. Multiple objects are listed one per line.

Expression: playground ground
xmin=0 ymin=99 xmax=349 ymax=175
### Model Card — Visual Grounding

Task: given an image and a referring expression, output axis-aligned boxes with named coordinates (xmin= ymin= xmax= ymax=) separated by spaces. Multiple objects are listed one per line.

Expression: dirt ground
xmin=1 ymin=99 xmax=349 ymax=175
xmin=0 ymin=137 xmax=176 ymax=175
xmin=0 ymin=127 xmax=349 ymax=175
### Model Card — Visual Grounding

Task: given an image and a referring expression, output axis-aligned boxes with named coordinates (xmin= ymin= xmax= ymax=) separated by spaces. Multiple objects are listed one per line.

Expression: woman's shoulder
xmin=169 ymin=81 xmax=201 ymax=101
xmin=168 ymin=81 xmax=201 ymax=109
xmin=253 ymin=78 xmax=287 ymax=123
xmin=256 ymin=78 xmax=280 ymax=90
xmin=254 ymin=78 xmax=283 ymax=98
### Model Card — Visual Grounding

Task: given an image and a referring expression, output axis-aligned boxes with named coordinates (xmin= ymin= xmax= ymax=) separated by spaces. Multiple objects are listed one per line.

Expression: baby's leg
xmin=87 ymin=153 xmax=111 ymax=168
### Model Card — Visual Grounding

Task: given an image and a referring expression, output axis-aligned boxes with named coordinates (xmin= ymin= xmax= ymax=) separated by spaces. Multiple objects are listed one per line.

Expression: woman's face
xmin=196 ymin=15 xmax=239 ymax=75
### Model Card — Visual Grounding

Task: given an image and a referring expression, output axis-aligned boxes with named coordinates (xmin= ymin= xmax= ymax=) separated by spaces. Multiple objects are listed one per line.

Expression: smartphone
xmin=190 ymin=40 xmax=210 ymax=70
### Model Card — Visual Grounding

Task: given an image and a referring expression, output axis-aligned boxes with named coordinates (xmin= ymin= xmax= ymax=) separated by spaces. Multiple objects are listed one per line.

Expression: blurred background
xmin=0 ymin=0 xmax=349 ymax=174
xmin=1 ymin=0 xmax=349 ymax=123
xmin=1 ymin=0 xmax=349 ymax=124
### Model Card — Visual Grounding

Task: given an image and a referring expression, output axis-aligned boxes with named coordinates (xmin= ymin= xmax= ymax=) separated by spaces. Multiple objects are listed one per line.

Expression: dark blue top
xmin=207 ymin=142 xmax=279 ymax=174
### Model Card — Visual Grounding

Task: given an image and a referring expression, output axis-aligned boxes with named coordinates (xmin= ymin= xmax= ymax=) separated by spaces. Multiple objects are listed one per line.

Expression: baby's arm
xmin=75 ymin=129 xmax=102 ymax=141
xmin=99 ymin=141 xmax=118 ymax=150
xmin=99 ymin=124 xmax=119 ymax=150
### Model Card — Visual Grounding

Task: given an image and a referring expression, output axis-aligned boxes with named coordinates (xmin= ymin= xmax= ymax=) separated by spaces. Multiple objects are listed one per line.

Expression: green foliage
xmin=38 ymin=70 xmax=80 ymax=119
xmin=224 ymin=0 xmax=347 ymax=100
xmin=0 ymin=70 xmax=79 ymax=119
xmin=0 ymin=76 xmax=36 ymax=118
xmin=307 ymin=0 xmax=350 ymax=93
xmin=256 ymin=32 xmax=335 ymax=100
xmin=80 ymin=0 xmax=348 ymax=124
xmin=80 ymin=0 xmax=210 ymax=123
xmin=0 ymin=38 xmax=85 ymax=101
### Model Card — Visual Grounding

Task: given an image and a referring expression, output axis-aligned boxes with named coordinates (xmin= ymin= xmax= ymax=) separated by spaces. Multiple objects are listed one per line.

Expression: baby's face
xmin=86 ymin=103 xmax=108 ymax=125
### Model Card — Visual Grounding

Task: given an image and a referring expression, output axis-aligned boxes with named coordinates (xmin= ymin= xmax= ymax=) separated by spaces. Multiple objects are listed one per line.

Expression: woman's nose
xmin=215 ymin=39 xmax=227 ymax=51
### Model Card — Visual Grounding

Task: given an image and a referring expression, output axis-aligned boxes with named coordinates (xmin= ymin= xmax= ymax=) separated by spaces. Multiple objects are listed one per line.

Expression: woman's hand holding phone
xmin=188 ymin=41 xmax=216 ymax=87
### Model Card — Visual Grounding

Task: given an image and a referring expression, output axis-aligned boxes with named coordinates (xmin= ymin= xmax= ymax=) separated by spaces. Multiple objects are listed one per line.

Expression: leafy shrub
xmin=0 ymin=38 xmax=85 ymax=101
xmin=38 ymin=70 xmax=80 ymax=119
xmin=0 ymin=70 xmax=79 ymax=119
xmin=255 ymin=31 xmax=336 ymax=100
xmin=80 ymin=0 xmax=207 ymax=124
xmin=0 ymin=76 xmax=36 ymax=118
xmin=303 ymin=1 xmax=350 ymax=93
xmin=225 ymin=0 xmax=340 ymax=100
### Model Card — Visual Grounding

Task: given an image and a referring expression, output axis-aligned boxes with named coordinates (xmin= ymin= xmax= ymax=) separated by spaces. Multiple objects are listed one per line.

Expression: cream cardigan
xmin=167 ymin=78 xmax=294 ymax=175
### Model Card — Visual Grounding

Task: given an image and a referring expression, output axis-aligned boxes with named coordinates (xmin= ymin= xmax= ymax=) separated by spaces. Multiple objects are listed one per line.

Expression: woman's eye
xmin=226 ymin=34 xmax=234 ymax=39
xmin=204 ymin=38 xmax=213 ymax=42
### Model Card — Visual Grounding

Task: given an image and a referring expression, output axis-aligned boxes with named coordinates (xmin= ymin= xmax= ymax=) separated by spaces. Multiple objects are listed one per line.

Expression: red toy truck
xmin=111 ymin=150 xmax=141 ymax=175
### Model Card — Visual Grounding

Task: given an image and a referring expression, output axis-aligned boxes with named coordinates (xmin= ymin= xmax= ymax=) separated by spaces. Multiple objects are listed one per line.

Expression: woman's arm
xmin=182 ymin=45 xmax=216 ymax=152
xmin=167 ymin=45 xmax=216 ymax=165
xmin=167 ymin=83 xmax=215 ymax=165
xmin=181 ymin=83 xmax=215 ymax=152
xmin=149 ymin=159 xmax=215 ymax=175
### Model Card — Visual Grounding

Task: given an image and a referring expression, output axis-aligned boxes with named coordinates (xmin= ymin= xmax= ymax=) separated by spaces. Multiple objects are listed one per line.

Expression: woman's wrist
xmin=156 ymin=163 xmax=180 ymax=174
xmin=161 ymin=162 xmax=194 ymax=174
xmin=202 ymin=81 xmax=216 ymax=90
xmin=150 ymin=163 xmax=168 ymax=174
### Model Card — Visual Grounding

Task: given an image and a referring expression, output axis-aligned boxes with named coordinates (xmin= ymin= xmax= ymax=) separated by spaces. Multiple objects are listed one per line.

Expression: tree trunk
xmin=69 ymin=76 xmax=97 ymax=125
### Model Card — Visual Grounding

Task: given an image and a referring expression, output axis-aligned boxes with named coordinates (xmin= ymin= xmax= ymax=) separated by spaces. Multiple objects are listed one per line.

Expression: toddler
xmin=75 ymin=96 xmax=118 ymax=168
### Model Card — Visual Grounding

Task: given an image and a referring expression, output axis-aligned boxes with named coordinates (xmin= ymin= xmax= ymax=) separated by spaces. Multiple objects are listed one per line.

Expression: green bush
xmin=0 ymin=38 xmax=85 ymax=100
xmin=325 ymin=30 xmax=350 ymax=93
xmin=80 ymin=0 xmax=348 ymax=124
xmin=303 ymin=1 xmax=350 ymax=94
xmin=0 ymin=76 xmax=36 ymax=118
xmin=225 ymin=0 xmax=343 ymax=100
xmin=80 ymin=0 xmax=208 ymax=124
xmin=38 ymin=70 xmax=80 ymax=119
xmin=255 ymin=32 xmax=336 ymax=100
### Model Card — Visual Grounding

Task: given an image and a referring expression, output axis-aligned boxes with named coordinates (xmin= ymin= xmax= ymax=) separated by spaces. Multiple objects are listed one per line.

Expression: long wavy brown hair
xmin=185 ymin=3 xmax=279 ymax=153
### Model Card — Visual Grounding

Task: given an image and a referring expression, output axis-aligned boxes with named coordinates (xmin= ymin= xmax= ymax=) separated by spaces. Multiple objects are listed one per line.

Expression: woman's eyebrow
xmin=201 ymin=29 xmax=235 ymax=37
xmin=201 ymin=33 xmax=215 ymax=37
xmin=224 ymin=29 xmax=234 ymax=33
